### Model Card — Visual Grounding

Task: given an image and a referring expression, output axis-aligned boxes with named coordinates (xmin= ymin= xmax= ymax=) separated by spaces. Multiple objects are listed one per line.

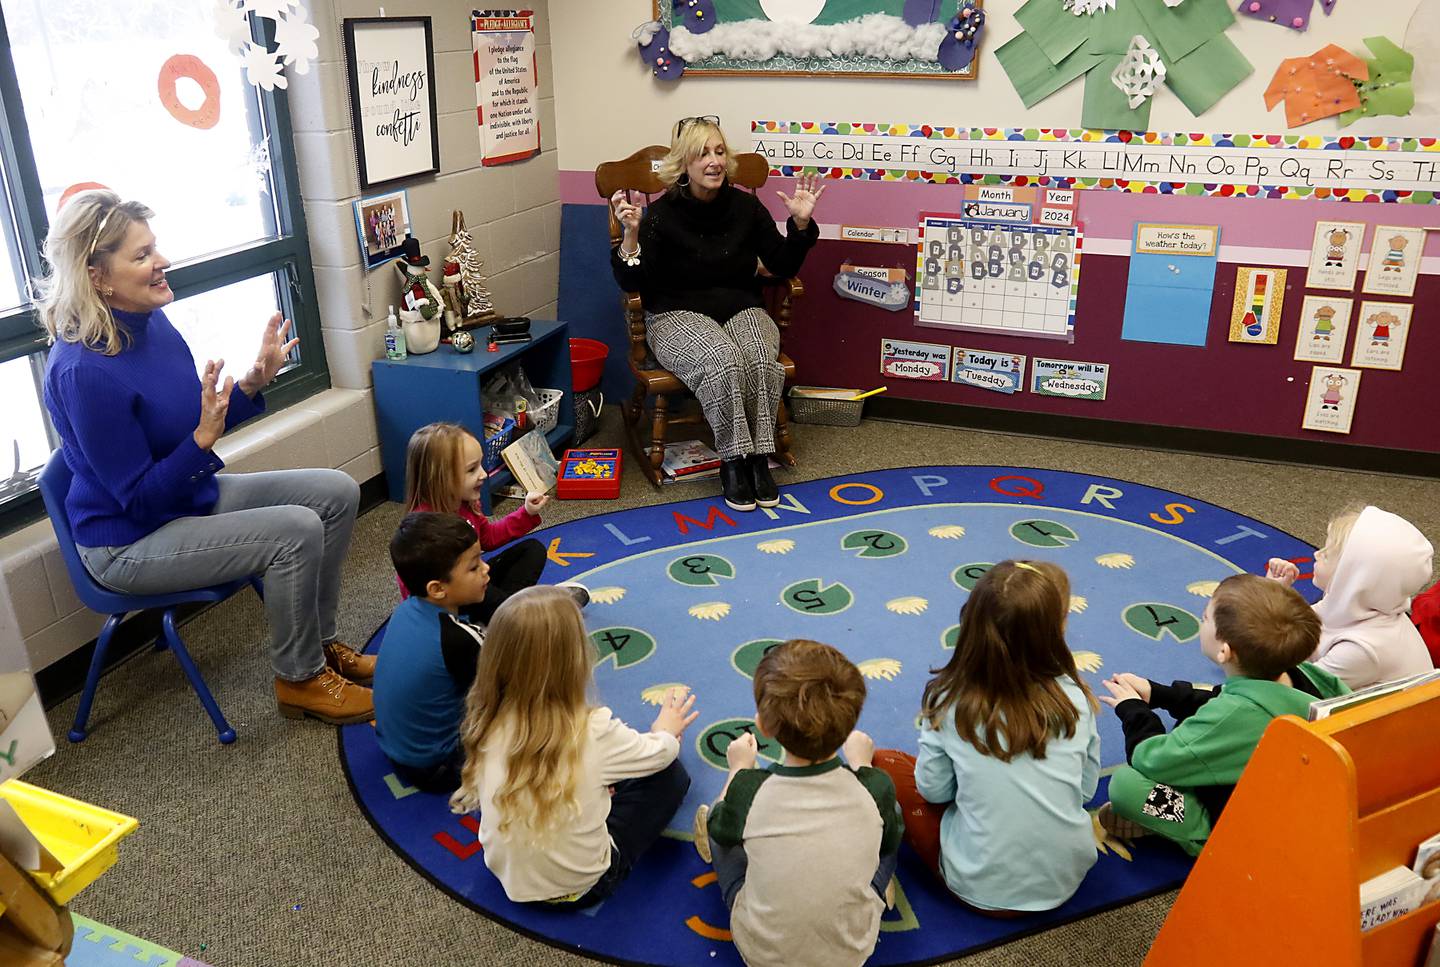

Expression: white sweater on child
xmin=470 ymin=707 xmax=678 ymax=902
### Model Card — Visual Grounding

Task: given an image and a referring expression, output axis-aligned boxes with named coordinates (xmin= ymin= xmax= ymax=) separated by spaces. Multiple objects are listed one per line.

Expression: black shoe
xmin=719 ymin=458 xmax=756 ymax=512
xmin=748 ymin=454 xmax=779 ymax=508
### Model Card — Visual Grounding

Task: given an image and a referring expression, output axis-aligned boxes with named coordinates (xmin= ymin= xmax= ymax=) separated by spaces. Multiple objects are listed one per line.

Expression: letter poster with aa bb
xmin=342 ymin=18 xmax=441 ymax=189
xmin=473 ymin=10 xmax=540 ymax=166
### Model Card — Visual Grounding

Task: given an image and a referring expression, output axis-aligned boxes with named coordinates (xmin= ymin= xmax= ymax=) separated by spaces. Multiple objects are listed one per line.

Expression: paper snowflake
xmin=241 ymin=0 xmax=297 ymax=19
xmin=241 ymin=42 xmax=288 ymax=91
xmin=1065 ymin=0 xmax=1117 ymax=15
xmin=212 ymin=0 xmax=251 ymax=54
xmin=273 ymin=6 xmax=320 ymax=75
xmin=1111 ymin=35 xmax=1166 ymax=108
xmin=214 ymin=0 xmax=317 ymax=90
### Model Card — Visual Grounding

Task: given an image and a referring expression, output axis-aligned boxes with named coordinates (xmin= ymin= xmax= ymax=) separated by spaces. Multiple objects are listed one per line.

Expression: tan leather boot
xmin=275 ymin=668 xmax=374 ymax=725
xmin=324 ymin=641 xmax=377 ymax=685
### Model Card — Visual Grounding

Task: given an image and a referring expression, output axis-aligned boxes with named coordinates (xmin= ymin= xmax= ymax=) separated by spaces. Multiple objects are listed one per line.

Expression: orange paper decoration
xmin=1264 ymin=44 xmax=1368 ymax=127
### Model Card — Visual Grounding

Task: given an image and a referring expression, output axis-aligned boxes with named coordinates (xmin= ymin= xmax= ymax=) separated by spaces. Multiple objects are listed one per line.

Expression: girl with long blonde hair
xmin=873 ymin=560 xmax=1101 ymax=914
xmin=450 ymin=586 xmax=697 ymax=905
xmin=401 ymin=421 xmax=584 ymax=622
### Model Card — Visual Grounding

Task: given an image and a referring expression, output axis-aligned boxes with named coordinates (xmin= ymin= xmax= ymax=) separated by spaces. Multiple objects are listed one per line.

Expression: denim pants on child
xmin=77 ymin=468 xmax=361 ymax=682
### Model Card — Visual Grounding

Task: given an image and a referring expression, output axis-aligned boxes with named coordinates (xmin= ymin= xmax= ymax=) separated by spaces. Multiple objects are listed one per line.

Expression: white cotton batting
xmin=668 ymin=14 xmax=948 ymax=63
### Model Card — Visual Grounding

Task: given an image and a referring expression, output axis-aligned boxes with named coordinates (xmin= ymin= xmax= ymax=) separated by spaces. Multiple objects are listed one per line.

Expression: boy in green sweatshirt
xmin=1097 ymin=574 xmax=1349 ymax=855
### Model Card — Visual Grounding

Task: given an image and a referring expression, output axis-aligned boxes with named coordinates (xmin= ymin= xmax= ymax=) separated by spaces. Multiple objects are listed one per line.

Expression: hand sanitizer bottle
xmin=385 ymin=304 xmax=407 ymax=360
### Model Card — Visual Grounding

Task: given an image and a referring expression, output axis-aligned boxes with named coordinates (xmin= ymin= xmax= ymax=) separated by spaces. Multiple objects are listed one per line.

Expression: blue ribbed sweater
xmin=43 ymin=307 xmax=264 ymax=547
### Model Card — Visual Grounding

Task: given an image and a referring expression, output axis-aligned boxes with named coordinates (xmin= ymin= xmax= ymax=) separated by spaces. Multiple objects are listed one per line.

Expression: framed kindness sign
xmin=343 ymin=17 xmax=440 ymax=188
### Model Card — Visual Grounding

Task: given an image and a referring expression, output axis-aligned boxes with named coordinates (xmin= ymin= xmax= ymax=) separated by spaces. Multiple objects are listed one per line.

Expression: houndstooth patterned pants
xmin=646 ymin=307 xmax=783 ymax=461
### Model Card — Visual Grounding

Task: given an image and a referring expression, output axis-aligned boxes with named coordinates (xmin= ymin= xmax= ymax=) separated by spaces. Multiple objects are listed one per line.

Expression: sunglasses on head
xmin=674 ymin=114 xmax=720 ymax=137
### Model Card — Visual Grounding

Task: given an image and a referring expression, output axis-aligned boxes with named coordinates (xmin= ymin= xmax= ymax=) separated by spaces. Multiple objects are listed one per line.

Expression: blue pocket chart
xmin=1121 ymin=223 xmax=1221 ymax=347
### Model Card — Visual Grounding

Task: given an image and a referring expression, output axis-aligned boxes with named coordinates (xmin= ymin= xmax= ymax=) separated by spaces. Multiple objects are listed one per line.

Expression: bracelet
xmin=618 ymin=242 xmax=641 ymax=267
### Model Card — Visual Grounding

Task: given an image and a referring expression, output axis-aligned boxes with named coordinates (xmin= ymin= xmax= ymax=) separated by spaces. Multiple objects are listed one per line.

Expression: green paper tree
xmin=996 ymin=0 xmax=1254 ymax=130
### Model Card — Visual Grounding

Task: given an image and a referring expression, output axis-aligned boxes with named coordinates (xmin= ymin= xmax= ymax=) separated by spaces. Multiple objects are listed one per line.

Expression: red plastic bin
xmin=570 ymin=338 xmax=609 ymax=393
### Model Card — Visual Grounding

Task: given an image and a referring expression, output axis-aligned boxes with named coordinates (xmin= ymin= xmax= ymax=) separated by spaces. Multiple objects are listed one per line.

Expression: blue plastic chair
xmin=38 ymin=452 xmax=263 ymax=745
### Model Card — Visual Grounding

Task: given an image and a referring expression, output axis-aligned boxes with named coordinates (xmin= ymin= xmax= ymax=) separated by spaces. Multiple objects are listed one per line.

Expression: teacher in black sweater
xmin=610 ymin=117 xmax=824 ymax=512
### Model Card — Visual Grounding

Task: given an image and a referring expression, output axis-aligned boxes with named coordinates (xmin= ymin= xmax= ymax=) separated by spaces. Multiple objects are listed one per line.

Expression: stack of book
xmin=1360 ymin=827 xmax=1440 ymax=932
xmin=1307 ymin=669 xmax=1440 ymax=720
xmin=648 ymin=440 xmax=722 ymax=484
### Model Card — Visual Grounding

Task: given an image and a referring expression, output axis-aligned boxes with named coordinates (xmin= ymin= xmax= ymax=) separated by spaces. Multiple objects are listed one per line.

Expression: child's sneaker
xmin=693 ymin=803 xmax=713 ymax=863
xmin=557 ymin=581 xmax=590 ymax=609
xmin=1097 ymin=801 xmax=1150 ymax=841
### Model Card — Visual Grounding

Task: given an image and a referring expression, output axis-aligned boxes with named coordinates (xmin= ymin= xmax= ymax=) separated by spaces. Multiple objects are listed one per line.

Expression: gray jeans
xmin=77 ymin=469 xmax=360 ymax=682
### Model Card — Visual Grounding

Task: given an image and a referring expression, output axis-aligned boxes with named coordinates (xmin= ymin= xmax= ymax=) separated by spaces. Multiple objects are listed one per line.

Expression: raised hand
xmin=609 ymin=189 xmax=643 ymax=246
xmin=650 ymin=687 xmax=699 ymax=738
xmin=240 ymin=312 xmax=299 ymax=397
xmin=776 ymin=173 xmax=826 ymax=229
xmin=194 ymin=358 xmax=233 ymax=451
xmin=1265 ymin=558 xmax=1300 ymax=586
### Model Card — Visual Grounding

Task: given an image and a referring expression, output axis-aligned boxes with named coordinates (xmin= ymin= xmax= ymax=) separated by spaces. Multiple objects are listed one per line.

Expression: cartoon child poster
xmin=1302 ymin=366 xmax=1361 ymax=434
xmin=1350 ymin=301 xmax=1414 ymax=371
xmin=1361 ymin=226 xmax=1425 ymax=298
xmin=1293 ymin=296 xmax=1352 ymax=364
xmin=1306 ymin=221 xmax=1364 ymax=291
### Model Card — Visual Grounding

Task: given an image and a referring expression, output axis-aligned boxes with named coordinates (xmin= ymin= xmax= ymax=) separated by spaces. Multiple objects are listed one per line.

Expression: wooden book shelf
xmin=1145 ymin=681 xmax=1440 ymax=967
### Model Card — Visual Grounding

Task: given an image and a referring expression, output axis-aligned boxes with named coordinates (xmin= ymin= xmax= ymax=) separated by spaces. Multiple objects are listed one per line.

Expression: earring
xmin=677 ymin=172 xmax=690 ymax=187
xmin=102 ymin=285 xmax=113 ymax=297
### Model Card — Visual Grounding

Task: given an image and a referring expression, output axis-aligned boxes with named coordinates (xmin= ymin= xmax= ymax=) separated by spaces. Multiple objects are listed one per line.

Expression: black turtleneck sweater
xmin=610 ymin=184 xmax=819 ymax=324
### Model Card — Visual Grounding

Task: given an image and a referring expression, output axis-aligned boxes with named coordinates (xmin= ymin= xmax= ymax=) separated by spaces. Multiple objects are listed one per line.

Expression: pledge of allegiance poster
xmin=474 ymin=12 xmax=540 ymax=166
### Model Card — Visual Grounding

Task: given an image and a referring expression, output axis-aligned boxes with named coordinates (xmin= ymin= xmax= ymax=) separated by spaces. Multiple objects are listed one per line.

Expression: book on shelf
xmin=1360 ymin=866 xmax=1429 ymax=930
xmin=1414 ymin=829 xmax=1440 ymax=909
xmin=1307 ymin=669 xmax=1440 ymax=721
xmin=500 ymin=429 xmax=559 ymax=495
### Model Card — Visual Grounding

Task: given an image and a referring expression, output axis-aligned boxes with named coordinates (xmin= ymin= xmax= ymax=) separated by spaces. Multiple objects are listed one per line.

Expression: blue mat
xmin=340 ymin=466 xmax=1318 ymax=966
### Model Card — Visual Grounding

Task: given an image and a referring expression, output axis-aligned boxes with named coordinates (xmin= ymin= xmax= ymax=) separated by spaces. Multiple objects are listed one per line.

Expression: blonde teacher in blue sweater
xmin=38 ymin=191 xmax=373 ymax=726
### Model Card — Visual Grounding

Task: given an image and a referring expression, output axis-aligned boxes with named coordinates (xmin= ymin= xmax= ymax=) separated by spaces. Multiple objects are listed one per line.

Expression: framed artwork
xmin=1361 ymin=225 xmax=1424 ymax=298
xmin=1305 ymin=221 xmax=1364 ymax=291
xmin=1350 ymin=301 xmax=1413 ymax=371
xmin=1301 ymin=366 xmax=1361 ymax=435
xmin=353 ymin=190 xmax=411 ymax=269
xmin=342 ymin=17 xmax=440 ymax=188
xmin=1228 ymin=267 xmax=1287 ymax=345
xmin=1293 ymin=295 xmax=1352 ymax=364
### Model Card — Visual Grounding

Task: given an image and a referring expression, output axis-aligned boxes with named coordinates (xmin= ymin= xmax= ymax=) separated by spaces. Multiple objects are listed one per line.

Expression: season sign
xmin=880 ymin=339 xmax=951 ymax=382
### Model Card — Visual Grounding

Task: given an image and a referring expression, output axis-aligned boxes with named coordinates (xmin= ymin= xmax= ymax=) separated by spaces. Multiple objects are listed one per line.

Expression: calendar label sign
xmin=880 ymin=339 xmax=952 ymax=381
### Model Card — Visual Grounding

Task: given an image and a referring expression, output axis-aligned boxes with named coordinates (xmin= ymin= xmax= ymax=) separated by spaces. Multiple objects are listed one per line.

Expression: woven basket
xmin=532 ymin=388 xmax=564 ymax=435
xmin=788 ymin=390 xmax=865 ymax=427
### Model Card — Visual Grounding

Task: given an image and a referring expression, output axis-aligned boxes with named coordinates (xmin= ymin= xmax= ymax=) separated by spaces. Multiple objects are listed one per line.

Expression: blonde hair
xmin=450 ymin=586 xmax=593 ymax=841
xmin=35 ymin=190 xmax=155 ymax=356
xmin=1320 ymin=502 xmax=1367 ymax=570
xmin=921 ymin=560 xmax=1096 ymax=761
xmin=403 ymin=422 xmax=479 ymax=515
xmin=656 ymin=118 xmax=738 ymax=190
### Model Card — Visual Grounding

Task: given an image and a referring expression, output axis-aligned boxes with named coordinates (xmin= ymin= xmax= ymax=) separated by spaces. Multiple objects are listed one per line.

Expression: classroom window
xmin=0 ymin=0 xmax=326 ymax=529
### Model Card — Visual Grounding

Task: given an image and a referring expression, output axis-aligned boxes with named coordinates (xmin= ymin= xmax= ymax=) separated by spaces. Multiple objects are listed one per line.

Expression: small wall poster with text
xmin=1302 ymin=366 xmax=1361 ymax=434
xmin=1361 ymin=226 xmax=1425 ymax=298
xmin=952 ymin=349 xmax=1026 ymax=394
xmin=1031 ymin=358 xmax=1109 ymax=401
xmin=1229 ymin=267 xmax=1287 ymax=344
xmin=341 ymin=18 xmax=440 ymax=189
xmin=880 ymin=339 xmax=951 ymax=382
xmin=1351 ymin=301 xmax=1413 ymax=371
xmin=1293 ymin=295 xmax=1352 ymax=364
xmin=473 ymin=11 xmax=539 ymax=166
xmin=1306 ymin=221 xmax=1365 ymax=292
xmin=1122 ymin=223 xmax=1220 ymax=347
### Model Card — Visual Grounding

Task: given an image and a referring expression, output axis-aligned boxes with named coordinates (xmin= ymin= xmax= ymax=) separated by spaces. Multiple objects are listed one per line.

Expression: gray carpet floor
xmin=27 ymin=410 xmax=1440 ymax=967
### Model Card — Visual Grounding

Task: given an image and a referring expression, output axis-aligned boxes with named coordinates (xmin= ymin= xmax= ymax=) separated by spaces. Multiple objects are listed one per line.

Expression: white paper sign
xmin=473 ymin=13 xmax=540 ymax=166
xmin=344 ymin=18 xmax=439 ymax=188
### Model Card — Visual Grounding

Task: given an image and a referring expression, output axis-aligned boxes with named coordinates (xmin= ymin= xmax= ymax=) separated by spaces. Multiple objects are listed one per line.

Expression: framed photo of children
xmin=352 ymin=190 xmax=412 ymax=269
xmin=1301 ymin=366 xmax=1361 ymax=435
xmin=1350 ymin=301 xmax=1413 ymax=371
xmin=1293 ymin=295 xmax=1352 ymax=364
xmin=342 ymin=17 xmax=440 ymax=189
xmin=1361 ymin=226 xmax=1424 ymax=298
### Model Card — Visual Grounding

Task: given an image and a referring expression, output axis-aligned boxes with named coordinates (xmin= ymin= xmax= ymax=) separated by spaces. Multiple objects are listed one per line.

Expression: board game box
xmin=557 ymin=448 xmax=622 ymax=499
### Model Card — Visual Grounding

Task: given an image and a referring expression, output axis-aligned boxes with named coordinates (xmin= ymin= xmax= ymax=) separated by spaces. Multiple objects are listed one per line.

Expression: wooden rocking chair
xmin=594 ymin=145 xmax=804 ymax=488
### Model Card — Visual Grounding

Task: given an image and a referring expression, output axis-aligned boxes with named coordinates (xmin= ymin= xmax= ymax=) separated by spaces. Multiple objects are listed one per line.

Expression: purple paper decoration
xmin=1237 ymin=0 xmax=1337 ymax=31
xmin=673 ymin=0 xmax=716 ymax=34
xmin=902 ymin=0 xmax=945 ymax=26
xmin=937 ymin=2 xmax=985 ymax=72
xmin=637 ymin=25 xmax=669 ymax=64
xmin=637 ymin=23 xmax=687 ymax=80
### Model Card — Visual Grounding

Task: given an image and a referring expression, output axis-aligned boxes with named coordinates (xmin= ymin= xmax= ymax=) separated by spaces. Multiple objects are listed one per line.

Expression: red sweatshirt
xmin=397 ymin=501 xmax=541 ymax=600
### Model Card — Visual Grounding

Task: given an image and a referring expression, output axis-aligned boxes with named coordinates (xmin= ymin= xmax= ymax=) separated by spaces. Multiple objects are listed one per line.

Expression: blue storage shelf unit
xmin=372 ymin=319 xmax=576 ymax=515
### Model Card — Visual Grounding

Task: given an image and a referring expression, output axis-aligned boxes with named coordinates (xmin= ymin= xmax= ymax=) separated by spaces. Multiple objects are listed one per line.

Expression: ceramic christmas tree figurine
xmin=449 ymin=210 xmax=497 ymax=324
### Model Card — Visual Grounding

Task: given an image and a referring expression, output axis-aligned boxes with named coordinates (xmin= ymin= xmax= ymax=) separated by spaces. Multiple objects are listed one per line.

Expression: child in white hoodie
xmin=1267 ymin=504 xmax=1434 ymax=688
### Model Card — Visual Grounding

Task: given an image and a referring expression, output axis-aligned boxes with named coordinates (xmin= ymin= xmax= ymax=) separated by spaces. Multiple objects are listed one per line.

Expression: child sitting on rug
xmin=693 ymin=639 xmax=902 ymax=967
xmin=1098 ymin=574 xmax=1348 ymax=854
xmin=402 ymin=421 xmax=586 ymax=623
xmin=450 ymin=586 xmax=696 ymax=906
xmin=874 ymin=560 xmax=1100 ymax=915
xmin=374 ymin=513 xmax=493 ymax=793
xmin=1264 ymin=504 xmax=1433 ymax=688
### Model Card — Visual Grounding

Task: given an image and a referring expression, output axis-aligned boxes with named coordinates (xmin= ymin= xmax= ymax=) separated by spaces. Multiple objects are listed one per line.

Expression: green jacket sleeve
xmin=855 ymin=766 xmax=904 ymax=857
xmin=1130 ymin=700 xmax=1247 ymax=788
xmin=708 ymin=769 xmax=770 ymax=848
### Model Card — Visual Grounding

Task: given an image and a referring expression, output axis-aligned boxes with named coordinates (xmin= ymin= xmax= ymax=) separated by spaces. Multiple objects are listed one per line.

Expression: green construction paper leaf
xmin=1338 ymin=35 xmax=1414 ymax=127
xmin=997 ymin=32 xmax=1105 ymax=107
xmin=1082 ymin=54 xmax=1153 ymax=131
xmin=1130 ymin=0 xmax=1235 ymax=62
xmin=1087 ymin=3 xmax=1153 ymax=56
xmin=1361 ymin=35 xmax=1413 ymax=75
xmin=1015 ymin=0 xmax=1090 ymax=66
xmin=1165 ymin=33 xmax=1253 ymax=116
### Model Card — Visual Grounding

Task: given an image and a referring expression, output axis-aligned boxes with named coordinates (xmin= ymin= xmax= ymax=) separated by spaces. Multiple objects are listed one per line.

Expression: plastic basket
xmin=788 ymin=388 xmax=865 ymax=427
xmin=533 ymin=388 xmax=563 ymax=436
xmin=482 ymin=417 xmax=515 ymax=471
xmin=0 ymin=779 xmax=139 ymax=905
